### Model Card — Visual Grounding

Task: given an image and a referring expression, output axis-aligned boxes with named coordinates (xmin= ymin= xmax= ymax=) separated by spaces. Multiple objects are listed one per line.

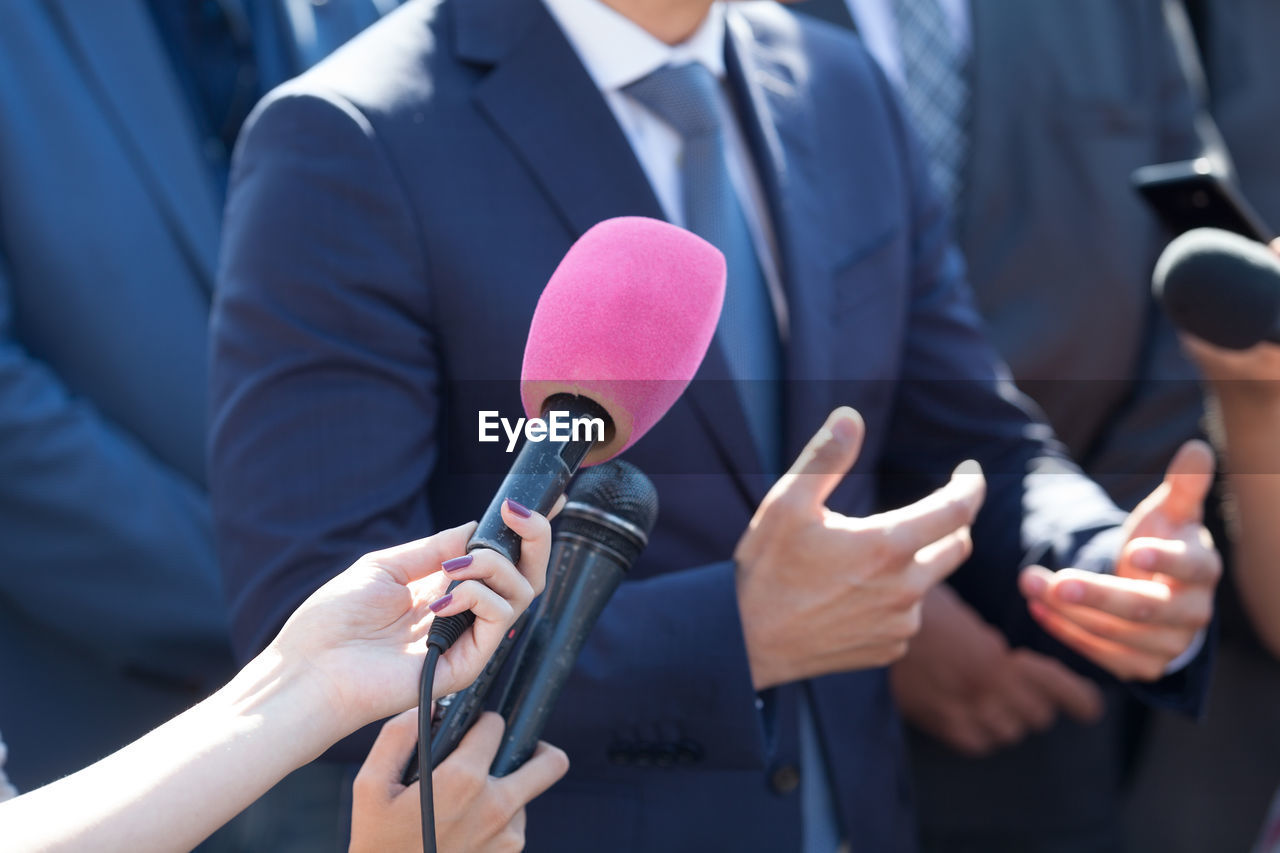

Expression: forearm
xmin=0 ymin=650 xmax=342 ymax=853
xmin=1209 ymin=389 xmax=1280 ymax=658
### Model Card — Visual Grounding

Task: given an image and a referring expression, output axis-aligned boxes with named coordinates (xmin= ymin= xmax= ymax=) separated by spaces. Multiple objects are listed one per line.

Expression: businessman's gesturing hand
xmin=735 ymin=407 xmax=987 ymax=690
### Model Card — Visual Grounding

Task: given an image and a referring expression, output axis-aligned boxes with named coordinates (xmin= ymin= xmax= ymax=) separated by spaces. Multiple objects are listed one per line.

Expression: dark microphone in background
xmin=1154 ymin=227 xmax=1280 ymax=350
xmin=490 ymin=459 xmax=659 ymax=777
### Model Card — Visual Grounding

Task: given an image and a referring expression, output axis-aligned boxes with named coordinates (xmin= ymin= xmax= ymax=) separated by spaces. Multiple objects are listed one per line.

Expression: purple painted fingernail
xmin=506 ymin=498 xmax=532 ymax=518
xmin=442 ymin=555 xmax=473 ymax=573
xmin=429 ymin=593 xmax=453 ymax=613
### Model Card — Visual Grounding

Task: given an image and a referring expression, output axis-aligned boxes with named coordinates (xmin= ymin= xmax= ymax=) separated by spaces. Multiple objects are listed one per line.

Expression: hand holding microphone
xmin=352 ymin=710 xmax=568 ymax=853
xmin=270 ymin=502 xmax=556 ymax=732
xmin=1154 ymin=228 xmax=1280 ymax=662
xmin=0 ymin=516 xmax=559 ymax=853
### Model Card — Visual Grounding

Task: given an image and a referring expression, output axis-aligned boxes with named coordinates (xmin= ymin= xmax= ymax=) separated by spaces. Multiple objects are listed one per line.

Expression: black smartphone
xmin=1132 ymin=158 xmax=1273 ymax=243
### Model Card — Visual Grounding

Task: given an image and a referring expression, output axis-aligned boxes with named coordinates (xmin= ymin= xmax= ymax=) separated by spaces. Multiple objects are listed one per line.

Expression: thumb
xmin=1133 ymin=440 xmax=1215 ymax=531
xmin=769 ymin=407 xmax=865 ymax=511
xmin=355 ymin=708 xmax=421 ymax=793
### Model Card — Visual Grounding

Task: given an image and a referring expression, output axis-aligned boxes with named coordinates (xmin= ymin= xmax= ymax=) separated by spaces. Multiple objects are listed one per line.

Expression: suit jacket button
xmin=608 ymin=740 xmax=635 ymax=765
xmin=676 ymin=739 xmax=703 ymax=765
xmin=770 ymin=763 xmax=801 ymax=795
xmin=654 ymin=744 xmax=678 ymax=767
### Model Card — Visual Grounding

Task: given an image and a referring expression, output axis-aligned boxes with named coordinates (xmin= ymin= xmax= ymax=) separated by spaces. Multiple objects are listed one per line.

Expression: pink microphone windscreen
xmin=521 ymin=217 xmax=726 ymax=465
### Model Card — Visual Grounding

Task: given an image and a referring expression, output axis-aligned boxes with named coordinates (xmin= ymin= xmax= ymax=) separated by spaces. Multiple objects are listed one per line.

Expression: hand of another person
xmin=735 ymin=407 xmax=987 ymax=690
xmin=1019 ymin=441 xmax=1220 ymax=681
xmin=890 ymin=585 xmax=1104 ymax=756
xmin=269 ymin=499 xmax=556 ymax=734
xmin=1178 ymin=238 xmax=1280 ymax=399
xmin=1183 ymin=335 xmax=1280 ymax=388
xmin=350 ymin=710 xmax=569 ymax=853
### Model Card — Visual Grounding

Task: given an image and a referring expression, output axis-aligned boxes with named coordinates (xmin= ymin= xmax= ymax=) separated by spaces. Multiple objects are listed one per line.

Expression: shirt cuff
xmin=1164 ymin=627 xmax=1208 ymax=675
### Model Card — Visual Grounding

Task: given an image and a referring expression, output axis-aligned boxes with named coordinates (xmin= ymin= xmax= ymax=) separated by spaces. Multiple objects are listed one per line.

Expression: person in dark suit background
xmin=209 ymin=0 xmax=1221 ymax=849
xmin=789 ymin=1 xmax=1226 ymax=850
xmin=1184 ymin=0 xmax=1280 ymax=226
xmin=0 ymin=1 xmax=395 ymax=848
xmin=1118 ymin=4 xmax=1280 ymax=851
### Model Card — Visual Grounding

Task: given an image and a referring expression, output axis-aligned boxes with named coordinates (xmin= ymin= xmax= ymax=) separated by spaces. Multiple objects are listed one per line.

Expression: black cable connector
xmin=419 ymin=608 xmax=472 ymax=853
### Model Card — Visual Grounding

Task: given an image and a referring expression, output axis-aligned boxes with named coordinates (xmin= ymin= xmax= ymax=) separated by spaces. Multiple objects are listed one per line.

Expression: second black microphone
xmin=489 ymin=459 xmax=659 ymax=776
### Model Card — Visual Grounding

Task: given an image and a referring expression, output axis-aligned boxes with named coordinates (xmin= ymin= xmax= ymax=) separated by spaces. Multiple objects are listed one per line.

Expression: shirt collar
xmin=542 ymin=0 xmax=727 ymax=93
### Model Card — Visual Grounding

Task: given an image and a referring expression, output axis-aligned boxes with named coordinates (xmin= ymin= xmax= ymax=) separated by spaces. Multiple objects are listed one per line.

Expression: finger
xmin=770 ymin=407 xmax=866 ymax=511
xmin=941 ymin=717 xmax=1001 ymax=757
xmin=1131 ymin=440 xmax=1215 ymax=533
xmin=440 ymin=548 xmax=534 ymax=613
xmin=371 ymin=521 xmax=481 ymax=584
xmin=974 ymin=695 xmax=1031 ymax=747
xmin=354 ymin=708 xmax=420 ymax=795
xmin=451 ymin=711 xmax=506 ymax=762
xmin=875 ymin=461 xmax=985 ymax=556
xmin=497 ymin=741 xmax=570 ymax=808
xmin=991 ymin=667 xmax=1059 ymax=733
xmin=428 ymin=579 xmax=516 ymax=630
xmin=1121 ymin=535 xmax=1222 ymax=588
xmin=1043 ymin=568 xmax=1210 ymax=628
xmin=1011 ymin=648 xmax=1104 ymax=723
xmin=909 ymin=526 xmax=973 ymax=586
xmin=1032 ymin=596 xmax=1199 ymax=661
xmin=1028 ymin=600 xmax=1169 ymax=682
xmin=500 ymin=498 xmax=555 ymax=595
xmin=548 ymin=494 xmax=567 ymax=521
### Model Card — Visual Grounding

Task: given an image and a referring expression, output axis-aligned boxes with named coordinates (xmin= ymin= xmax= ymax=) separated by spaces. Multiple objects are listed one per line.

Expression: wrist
xmin=735 ymin=567 xmax=782 ymax=691
xmin=1206 ymin=390 xmax=1280 ymax=455
xmin=211 ymin=647 xmax=347 ymax=762
xmin=1207 ymin=378 xmax=1280 ymax=413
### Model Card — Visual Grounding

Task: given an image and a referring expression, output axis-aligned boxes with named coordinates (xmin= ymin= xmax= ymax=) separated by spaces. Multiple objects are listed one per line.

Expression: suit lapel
xmin=791 ymin=0 xmax=859 ymax=32
xmin=466 ymin=1 xmax=665 ymax=238
xmin=463 ymin=0 xmax=773 ymax=504
xmin=959 ymin=0 xmax=1001 ymax=246
xmin=46 ymin=0 xmax=221 ymax=294
xmin=725 ymin=9 xmax=838 ymax=480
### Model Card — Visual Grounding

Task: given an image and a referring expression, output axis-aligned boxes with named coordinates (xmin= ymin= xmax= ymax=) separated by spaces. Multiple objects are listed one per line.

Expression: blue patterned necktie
xmin=624 ymin=62 xmax=783 ymax=475
xmin=626 ymin=63 xmax=844 ymax=853
xmin=892 ymin=0 xmax=970 ymax=207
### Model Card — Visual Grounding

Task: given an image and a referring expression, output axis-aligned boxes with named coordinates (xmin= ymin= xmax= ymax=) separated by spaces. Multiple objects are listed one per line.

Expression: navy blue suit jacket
xmin=211 ymin=1 xmax=1208 ymax=849
xmin=0 ymin=0 xmax=393 ymax=792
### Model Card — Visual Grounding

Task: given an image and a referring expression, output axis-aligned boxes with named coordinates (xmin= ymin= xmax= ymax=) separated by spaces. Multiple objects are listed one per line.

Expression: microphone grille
xmin=566 ymin=459 xmax=659 ymax=539
xmin=1154 ymin=228 xmax=1280 ymax=350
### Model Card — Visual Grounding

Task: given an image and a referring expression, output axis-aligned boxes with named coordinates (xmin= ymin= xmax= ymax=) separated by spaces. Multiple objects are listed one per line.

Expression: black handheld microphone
xmin=406 ymin=394 xmax=604 ymax=785
xmin=489 ymin=459 xmax=658 ymax=776
xmin=425 ymin=393 xmax=606 ymax=653
xmin=1153 ymin=227 xmax=1280 ymax=350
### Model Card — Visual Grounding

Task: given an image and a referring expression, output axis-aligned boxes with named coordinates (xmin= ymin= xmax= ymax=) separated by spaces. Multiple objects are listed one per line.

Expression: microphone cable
xmin=418 ymin=606 xmax=473 ymax=853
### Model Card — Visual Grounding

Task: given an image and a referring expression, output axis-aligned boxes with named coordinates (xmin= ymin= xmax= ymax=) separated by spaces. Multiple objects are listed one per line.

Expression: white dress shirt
xmin=0 ymin=729 xmax=16 ymax=802
xmin=541 ymin=0 xmax=788 ymax=338
xmin=844 ymin=0 xmax=970 ymax=91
